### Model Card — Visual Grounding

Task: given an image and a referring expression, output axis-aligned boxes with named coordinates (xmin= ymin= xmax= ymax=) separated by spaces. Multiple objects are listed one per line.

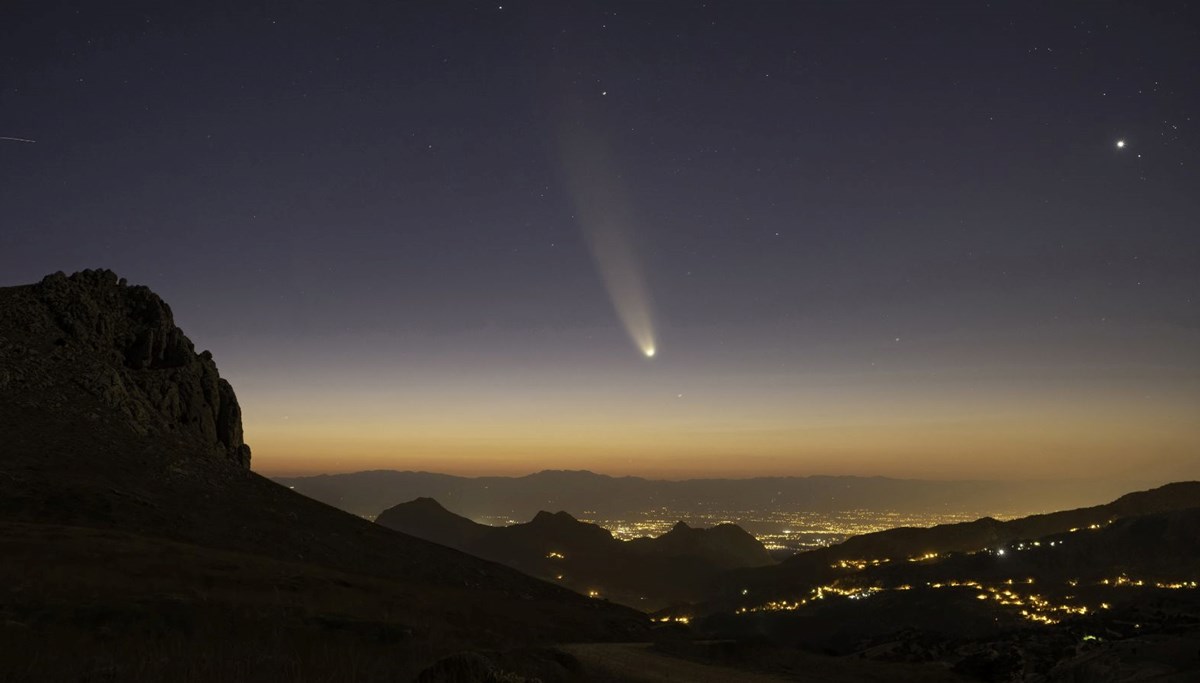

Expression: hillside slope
xmin=689 ymin=505 xmax=1200 ymax=681
xmin=0 ymin=270 xmax=646 ymax=681
xmin=713 ymin=480 xmax=1200 ymax=608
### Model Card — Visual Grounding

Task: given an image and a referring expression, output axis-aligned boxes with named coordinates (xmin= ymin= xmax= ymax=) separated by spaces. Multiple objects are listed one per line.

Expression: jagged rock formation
xmin=0 ymin=269 xmax=250 ymax=467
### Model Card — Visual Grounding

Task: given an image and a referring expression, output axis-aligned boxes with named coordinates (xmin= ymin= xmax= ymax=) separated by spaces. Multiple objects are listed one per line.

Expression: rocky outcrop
xmin=14 ymin=269 xmax=251 ymax=467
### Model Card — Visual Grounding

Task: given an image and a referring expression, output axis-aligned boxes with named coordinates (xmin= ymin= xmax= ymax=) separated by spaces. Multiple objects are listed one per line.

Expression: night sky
xmin=3 ymin=2 xmax=1198 ymax=481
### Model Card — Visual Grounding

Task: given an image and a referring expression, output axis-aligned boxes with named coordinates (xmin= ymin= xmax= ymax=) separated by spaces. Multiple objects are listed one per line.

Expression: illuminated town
xmin=722 ymin=522 xmax=1199 ymax=627
xmin=729 ymin=574 xmax=1198 ymax=626
xmin=564 ymin=507 xmax=1010 ymax=552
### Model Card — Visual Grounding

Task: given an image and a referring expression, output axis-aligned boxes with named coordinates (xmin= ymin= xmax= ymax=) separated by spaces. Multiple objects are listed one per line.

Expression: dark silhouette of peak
xmin=410 ymin=496 xmax=449 ymax=510
xmin=376 ymin=505 xmax=776 ymax=610
xmin=636 ymin=520 xmax=774 ymax=569
xmin=530 ymin=510 xmax=583 ymax=526
xmin=375 ymin=497 xmax=488 ymax=551
xmin=525 ymin=510 xmax=602 ymax=537
xmin=514 ymin=511 xmax=613 ymax=549
xmin=527 ymin=469 xmax=614 ymax=480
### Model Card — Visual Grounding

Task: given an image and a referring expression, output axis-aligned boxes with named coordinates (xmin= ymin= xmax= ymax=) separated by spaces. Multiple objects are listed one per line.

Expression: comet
xmin=0 ymin=137 xmax=36 ymax=144
xmin=558 ymin=121 xmax=657 ymax=359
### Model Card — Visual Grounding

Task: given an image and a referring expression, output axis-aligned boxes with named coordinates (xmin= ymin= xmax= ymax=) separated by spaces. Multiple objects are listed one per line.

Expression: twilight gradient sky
xmin=2 ymin=2 xmax=1198 ymax=479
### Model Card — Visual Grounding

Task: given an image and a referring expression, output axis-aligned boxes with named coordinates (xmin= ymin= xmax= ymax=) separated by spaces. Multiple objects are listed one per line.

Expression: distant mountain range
xmin=275 ymin=468 xmax=1147 ymax=521
xmin=376 ymin=497 xmax=773 ymax=610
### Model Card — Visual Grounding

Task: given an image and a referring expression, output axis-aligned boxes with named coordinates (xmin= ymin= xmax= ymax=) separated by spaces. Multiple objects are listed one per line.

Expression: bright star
xmin=1116 ymin=139 xmax=1126 ymax=149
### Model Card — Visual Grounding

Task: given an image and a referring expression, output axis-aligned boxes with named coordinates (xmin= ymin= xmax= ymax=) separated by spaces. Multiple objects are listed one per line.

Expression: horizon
xmin=265 ymin=464 xmax=1181 ymax=489
xmin=4 ymin=2 xmax=1198 ymax=483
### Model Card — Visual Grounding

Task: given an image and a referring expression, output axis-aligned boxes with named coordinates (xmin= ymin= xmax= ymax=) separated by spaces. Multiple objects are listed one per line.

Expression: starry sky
xmin=2 ymin=2 xmax=1198 ymax=481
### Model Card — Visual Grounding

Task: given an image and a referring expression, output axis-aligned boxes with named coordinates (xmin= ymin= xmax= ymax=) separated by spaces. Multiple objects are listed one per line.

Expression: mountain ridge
xmin=377 ymin=496 xmax=774 ymax=610
xmin=277 ymin=468 xmax=1150 ymax=521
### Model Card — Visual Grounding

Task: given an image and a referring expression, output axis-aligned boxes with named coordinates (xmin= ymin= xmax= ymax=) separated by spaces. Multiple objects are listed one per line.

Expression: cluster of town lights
xmin=736 ymin=575 xmax=1197 ymax=625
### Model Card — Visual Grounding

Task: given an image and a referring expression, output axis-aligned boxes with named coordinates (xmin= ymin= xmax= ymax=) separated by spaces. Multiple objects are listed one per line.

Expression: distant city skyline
xmin=3 ymin=3 xmax=1197 ymax=480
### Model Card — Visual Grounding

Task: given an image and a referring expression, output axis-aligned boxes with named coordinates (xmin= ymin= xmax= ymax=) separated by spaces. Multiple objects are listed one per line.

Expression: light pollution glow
xmin=558 ymin=122 xmax=657 ymax=359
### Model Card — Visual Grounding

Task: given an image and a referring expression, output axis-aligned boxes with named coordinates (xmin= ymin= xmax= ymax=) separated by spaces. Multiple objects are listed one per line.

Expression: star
xmin=1116 ymin=139 xmax=1126 ymax=149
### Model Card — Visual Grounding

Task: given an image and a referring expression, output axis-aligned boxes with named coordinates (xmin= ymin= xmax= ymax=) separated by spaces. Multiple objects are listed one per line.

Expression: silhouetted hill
xmin=886 ymin=505 xmax=1200 ymax=585
xmin=0 ymin=270 xmax=646 ymax=680
xmin=628 ymin=521 xmax=774 ymax=570
xmin=796 ymin=480 xmax=1200 ymax=565
xmin=381 ymin=496 xmax=490 ymax=549
xmin=377 ymin=497 xmax=774 ymax=610
xmin=714 ymin=481 xmax=1200 ymax=607
xmin=689 ymin=501 xmax=1200 ymax=681
xmin=277 ymin=468 xmax=1143 ymax=521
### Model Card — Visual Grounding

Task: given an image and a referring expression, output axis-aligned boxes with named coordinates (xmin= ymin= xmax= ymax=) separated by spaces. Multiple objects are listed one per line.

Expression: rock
xmin=413 ymin=652 xmax=498 ymax=683
xmin=26 ymin=269 xmax=251 ymax=468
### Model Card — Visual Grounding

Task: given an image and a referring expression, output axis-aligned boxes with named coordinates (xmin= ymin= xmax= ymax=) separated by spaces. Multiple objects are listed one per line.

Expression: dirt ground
xmin=563 ymin=642 xmax=969 ymax=683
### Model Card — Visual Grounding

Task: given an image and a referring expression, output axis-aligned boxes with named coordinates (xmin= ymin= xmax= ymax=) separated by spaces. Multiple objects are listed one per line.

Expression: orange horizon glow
xmin=228 ymin=324 xmax=1200 ymax=483
xmin=246 ymin=397 xmax=1200 ymax=481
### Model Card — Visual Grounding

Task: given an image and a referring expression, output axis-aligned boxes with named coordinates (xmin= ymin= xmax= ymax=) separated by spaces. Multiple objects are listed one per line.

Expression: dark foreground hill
xmin=0 ymin=270 xmax=647 ymax=681
xmin=376 ymin=498 xmax=773 ymax=610
xmin=682 ymin=487 xmax=1200 ymax=682
xmin=714 ymin=480 xmax=1200 ymax=607
xmin=804 ymin=480 xmax=1200 ymax=564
